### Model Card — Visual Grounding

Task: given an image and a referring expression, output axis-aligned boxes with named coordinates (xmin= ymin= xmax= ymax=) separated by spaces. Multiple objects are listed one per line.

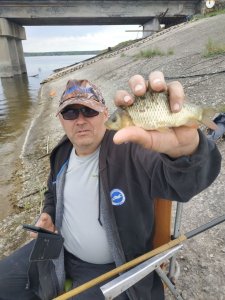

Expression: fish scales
xmin=127 ymin=92 xmax=202 ymax=130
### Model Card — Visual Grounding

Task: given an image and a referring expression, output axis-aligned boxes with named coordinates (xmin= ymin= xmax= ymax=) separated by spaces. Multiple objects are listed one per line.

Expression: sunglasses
xmin=61 ymin=106 xmax=99 ymax=120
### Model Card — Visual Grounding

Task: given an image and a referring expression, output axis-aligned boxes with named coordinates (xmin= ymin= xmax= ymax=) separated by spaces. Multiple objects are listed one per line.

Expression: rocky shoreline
xmin=1 ymin=14 xmax=225 ymax=299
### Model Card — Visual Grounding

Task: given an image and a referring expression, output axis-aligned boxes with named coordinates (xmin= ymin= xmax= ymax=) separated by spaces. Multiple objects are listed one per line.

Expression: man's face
xmin=59 ymin=105 xmax=108 ymax=156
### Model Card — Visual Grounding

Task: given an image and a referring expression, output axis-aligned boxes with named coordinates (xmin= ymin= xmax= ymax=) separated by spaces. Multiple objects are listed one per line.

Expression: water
xmin=0 ymin=54 xmax=94 ymax=219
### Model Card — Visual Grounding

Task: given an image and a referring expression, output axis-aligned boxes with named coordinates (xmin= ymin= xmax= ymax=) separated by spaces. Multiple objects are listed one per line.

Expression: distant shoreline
xmin=24 ymin=50 xmax=102 ymax=57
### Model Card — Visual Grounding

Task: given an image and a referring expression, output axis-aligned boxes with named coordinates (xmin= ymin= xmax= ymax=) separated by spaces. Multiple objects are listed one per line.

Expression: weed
xmin=192 ymin=8 xmax=225 ymax=21
xmin=203 ymin=38 xmax=225 ymax=57
xmin=38 ymin=186 xmax=47 ymax=214
xmin=167 ymin=48 xmax=174 ymax=55
xmin=24 ymin=201 xmax=32 ymax=210
xmin=134 ymin=47 xmax=174 ymax=59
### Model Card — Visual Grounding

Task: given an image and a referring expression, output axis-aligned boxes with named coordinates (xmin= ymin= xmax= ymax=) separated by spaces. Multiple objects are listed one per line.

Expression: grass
xmin=134 ymin=47 xmax=174 ymax=59
xmin=101 ymin=39 xmax=141 ymax=54
xmin=38 ymin=186 xmax=47 ymax=214
xmin=192 ymin=8 xmax=225 ymax=21
xmin=218 ymin=104 xmax=225 ymax=113
xmin=203 ymin=38 xmax=225 ymax=57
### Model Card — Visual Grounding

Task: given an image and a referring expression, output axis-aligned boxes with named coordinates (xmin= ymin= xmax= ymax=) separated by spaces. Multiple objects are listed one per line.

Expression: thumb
xmin=113 ymin=126 xmax=155 ymax=150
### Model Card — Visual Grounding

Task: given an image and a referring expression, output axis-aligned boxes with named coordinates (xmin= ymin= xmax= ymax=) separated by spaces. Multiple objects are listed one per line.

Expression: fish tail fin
xmin=201 ymin=108 xmax=218 ymax=130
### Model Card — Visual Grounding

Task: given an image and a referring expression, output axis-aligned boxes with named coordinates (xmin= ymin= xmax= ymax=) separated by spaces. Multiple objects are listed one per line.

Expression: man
xmin=0 ymin=71 xmax=221 ymax=300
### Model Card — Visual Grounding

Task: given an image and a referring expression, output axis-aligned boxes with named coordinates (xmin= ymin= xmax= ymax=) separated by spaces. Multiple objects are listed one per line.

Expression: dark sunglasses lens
xmin=82 ymin=107 xmax=99 ymax=118
xmin=61 ymin=109 xmax=79 ymax=120
xmin=61 ymin=107 xmax=99 ymax=120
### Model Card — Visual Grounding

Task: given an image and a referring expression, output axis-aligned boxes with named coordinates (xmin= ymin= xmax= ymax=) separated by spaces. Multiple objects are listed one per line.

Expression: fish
xmin=105 ymin=91 xmax=218 ymax=131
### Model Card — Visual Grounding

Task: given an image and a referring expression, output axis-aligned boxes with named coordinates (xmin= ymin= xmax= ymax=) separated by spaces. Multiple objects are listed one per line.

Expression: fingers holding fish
xmin=114 ymin=90 xmax=134 ymax=107
xmin=167 ymin=81 xmax=185 ymax=113
xmin=114 ymin=72 xmax=167 ymax=108
xmin=148 ymin=72 xmax=184 ymax=113
xmin=148 ymin=71 xmax=167 ymax=92
xmin=114 ymin=72 xmax=184 ymax=113
xmin=128 ymin=72 xmax=167 ymax=96
xmin=128 ymin=74 xmax=147 ymax=96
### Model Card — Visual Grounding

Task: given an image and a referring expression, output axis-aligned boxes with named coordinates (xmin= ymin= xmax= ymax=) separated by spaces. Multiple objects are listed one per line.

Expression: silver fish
xmin=105 ymin=91 xmax=217 ymax=131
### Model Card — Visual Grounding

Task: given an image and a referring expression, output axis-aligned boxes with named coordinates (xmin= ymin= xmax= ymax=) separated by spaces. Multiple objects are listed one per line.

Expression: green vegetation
xmin=108 ymin=39 xmax=141 ymax=51
xmin=115 ymin=39 xmax=139 ymax=48
xmin=100 ymin=39 xmax=141 ymax=54
xmin=205 ymin=8 xmax=225 ymax=17
xmin=203 ymin=38 xmax=225 ymax=57
xmin=134 ymin=47 xmax=174 ymax=59
xmin=192 ymin=8 xmax=225 ymax=21
xmin=167 ymin=48 xmax=174 ymax=55
xmin=218 ymin=104 xmax=225 ymax=113
xmin=38 ymin=186 xmax=47 ymax=214
xmin=24 ymin=50 xmax=101 ymax=57
xmin=24 ymin=201 xmax=32 ymax=210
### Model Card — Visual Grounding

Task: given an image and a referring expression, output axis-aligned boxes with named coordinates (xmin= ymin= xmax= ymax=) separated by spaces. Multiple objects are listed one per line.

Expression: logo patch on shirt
xmin=110 ymin=189 xmax=126 ymax=206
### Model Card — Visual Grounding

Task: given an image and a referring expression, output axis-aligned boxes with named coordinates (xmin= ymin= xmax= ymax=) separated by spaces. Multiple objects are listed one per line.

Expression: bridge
xmin=0 ymin=0 xmax=202 ymax=77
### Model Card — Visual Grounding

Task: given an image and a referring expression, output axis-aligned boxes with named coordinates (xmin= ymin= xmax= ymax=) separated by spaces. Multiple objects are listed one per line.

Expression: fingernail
xmin=124 ymin=95 xmax=132 ymax=103
xmin=134 ymin=84 xmax=143 ymax=92
xmin=152 ymin=78 xmax=162 ymax=85
xmin=173 ymin=103 xmax=180 ymax=111
xmin=152 ymin=79 xmax=164 ymax=92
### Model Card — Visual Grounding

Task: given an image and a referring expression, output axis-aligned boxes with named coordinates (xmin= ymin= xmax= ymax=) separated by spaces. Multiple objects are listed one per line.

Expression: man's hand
xmin=113 ymin=71 xmax=199 ymax=158
xmin=30 ymin=212 xmax=55 ymax=238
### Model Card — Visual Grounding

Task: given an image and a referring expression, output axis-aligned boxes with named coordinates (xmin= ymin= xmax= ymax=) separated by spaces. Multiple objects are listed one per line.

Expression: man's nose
xmin=75 ymin=111 xmax=86 ymax=123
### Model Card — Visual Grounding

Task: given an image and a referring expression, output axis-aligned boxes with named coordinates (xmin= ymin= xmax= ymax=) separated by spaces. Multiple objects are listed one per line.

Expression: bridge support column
xmin=143 ymin=18 xmax=160 ymax=38
xmin=0 ymin=18 xmax=26 ymax=77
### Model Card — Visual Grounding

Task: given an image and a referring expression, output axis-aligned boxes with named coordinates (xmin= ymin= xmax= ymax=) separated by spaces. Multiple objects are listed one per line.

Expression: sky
xmin=22 ymin=25 xmax=142 ymax=52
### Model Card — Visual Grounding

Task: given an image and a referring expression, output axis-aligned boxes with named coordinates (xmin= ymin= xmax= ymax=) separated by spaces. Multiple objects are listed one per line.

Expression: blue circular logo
xmin=110 ymin=189 xmax=126 ymax=206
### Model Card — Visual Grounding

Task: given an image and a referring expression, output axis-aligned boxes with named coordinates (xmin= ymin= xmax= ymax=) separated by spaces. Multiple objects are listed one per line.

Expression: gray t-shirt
xmin=61 ymin=147 xmax=113 ymax=264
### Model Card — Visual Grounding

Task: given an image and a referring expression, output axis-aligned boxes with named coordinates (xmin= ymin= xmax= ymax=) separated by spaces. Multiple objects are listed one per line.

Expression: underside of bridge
xmin=0 ymin=0 xmax=202 ymax=77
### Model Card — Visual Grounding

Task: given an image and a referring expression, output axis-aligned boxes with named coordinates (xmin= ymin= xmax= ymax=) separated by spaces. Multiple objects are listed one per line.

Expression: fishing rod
xmin=53 ymin=214 xmax=225 ymax=300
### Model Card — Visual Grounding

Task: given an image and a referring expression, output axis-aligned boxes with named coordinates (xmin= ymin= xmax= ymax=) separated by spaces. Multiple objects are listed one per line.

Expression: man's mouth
xmin=76 ymin=129 xmax=90 ymax=135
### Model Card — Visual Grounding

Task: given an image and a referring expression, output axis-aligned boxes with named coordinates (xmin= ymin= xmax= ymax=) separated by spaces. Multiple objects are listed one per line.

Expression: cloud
xmin=22 ymin=25 xmax=141 ymax=52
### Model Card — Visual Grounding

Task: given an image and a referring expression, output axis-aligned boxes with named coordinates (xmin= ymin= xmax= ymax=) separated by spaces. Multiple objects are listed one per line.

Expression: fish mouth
xmin=104 ymin=121 xmax=111 ymax=129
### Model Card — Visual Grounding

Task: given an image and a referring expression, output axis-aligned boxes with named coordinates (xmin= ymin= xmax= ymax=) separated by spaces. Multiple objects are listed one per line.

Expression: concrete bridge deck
xmin=0 ymin=0 xmax=202 ymax=77
xmin=0 ymin=0 xmax=201 ymax=25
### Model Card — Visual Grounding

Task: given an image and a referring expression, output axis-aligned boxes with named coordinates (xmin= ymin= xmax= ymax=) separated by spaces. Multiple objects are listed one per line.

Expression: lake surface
xmin=0 ymin=55 xmax=94 ymax=219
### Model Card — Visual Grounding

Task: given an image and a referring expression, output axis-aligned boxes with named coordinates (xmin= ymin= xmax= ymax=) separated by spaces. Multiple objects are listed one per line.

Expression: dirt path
xmin=0 ymin=14 xmax=225 ymax=299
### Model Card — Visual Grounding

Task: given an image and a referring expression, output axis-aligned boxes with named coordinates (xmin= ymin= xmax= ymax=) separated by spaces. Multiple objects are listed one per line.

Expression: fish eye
xmin=111 ymin=115 xmax=117 ymax=123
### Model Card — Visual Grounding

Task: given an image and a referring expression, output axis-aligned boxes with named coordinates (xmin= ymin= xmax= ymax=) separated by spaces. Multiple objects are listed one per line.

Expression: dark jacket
xmin=42 ymin=129 xmax=221 ymax=299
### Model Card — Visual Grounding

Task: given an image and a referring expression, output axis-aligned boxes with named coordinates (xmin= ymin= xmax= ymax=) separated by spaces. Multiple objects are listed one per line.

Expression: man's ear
xmin=103 ymin=108 xmax=109 ymax=120
xmin=58 ymin=113 xmax=64 ymax=125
